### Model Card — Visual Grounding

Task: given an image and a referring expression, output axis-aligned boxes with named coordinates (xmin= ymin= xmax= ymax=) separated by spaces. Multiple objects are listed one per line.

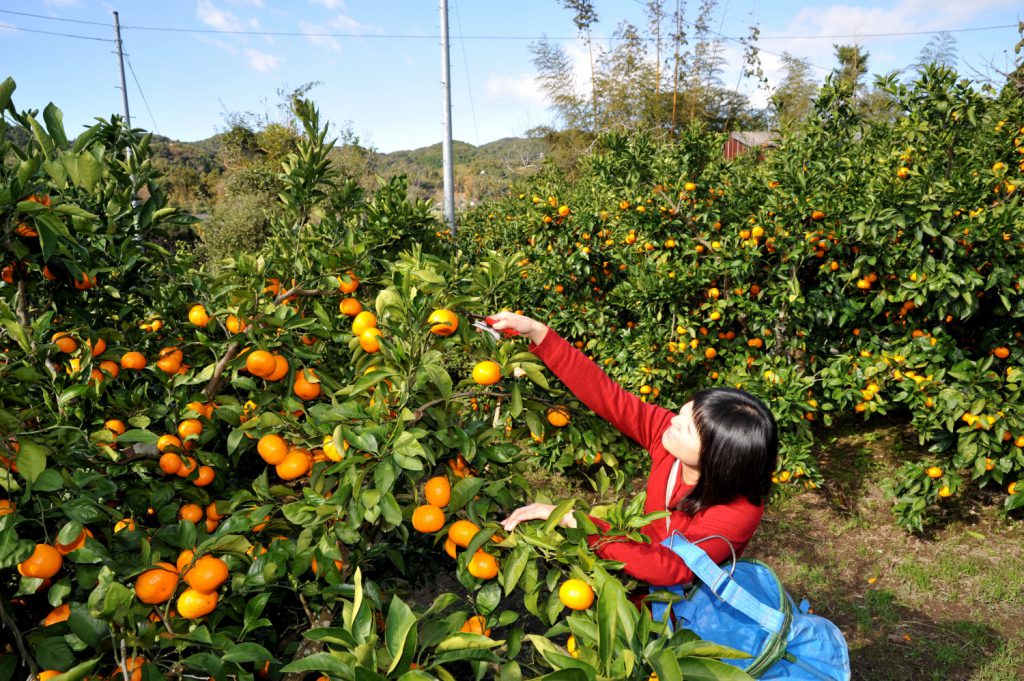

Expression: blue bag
xmin=650 ymin=533 xmax=851 ymax=680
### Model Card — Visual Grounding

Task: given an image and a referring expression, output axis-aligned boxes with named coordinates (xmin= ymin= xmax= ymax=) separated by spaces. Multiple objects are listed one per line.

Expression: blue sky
xmin=1 ymin=1 xmax=1020 ymax=152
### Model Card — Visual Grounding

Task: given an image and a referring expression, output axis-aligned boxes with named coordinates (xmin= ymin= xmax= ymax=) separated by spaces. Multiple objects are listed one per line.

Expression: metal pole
xmin=112 ymin=11 xmax=131 ymax=127
xmin=439 ymin=0 xmax=456 ymax=234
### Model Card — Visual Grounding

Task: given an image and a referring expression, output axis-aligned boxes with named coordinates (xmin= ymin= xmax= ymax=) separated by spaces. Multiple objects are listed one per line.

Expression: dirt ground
xmin=744 ymin=419 xmax=1024 ymax=681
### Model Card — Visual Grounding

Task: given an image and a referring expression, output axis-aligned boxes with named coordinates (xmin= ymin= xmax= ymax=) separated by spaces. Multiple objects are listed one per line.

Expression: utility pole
xmin=439 ymin=0 xmax=456 ymax=234
xmin=112 ymin=11 xmax=131 ymax=127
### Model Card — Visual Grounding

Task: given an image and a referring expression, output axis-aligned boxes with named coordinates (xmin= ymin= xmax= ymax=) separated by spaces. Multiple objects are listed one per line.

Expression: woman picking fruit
xmin=492 ymin=311 xmax=778 ymax=587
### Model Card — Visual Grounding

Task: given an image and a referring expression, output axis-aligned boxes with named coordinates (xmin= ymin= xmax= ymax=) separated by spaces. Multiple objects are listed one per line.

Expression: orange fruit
xmin=184 ymin=555 xmax=229 ymax=593
xmin=17 ymin=544 xmax=63 ymax=579
xmin=424 ymin=476 xmax=451 ymax=507
xmin=73 ymin=271 xmax=96 ymax=289
xmin=472 ymin=360 xmax=501 ymax=386
xmin=135 ymin=563 xmax=179 ymax=604
xmin=411 ymin=505 xmax=445 ymax=533
xmin=427 ymin=309 xmax=459 ymax=337
xmin=322 ymin=435 xmax=345 ymax=462
xmin=993 ymin=347 xmax=1010 ymax=359
xmin=460 ymin=615 xmax=491 ymax=637
xmin=926 ymin=466 xmax=943 ymax=479
xmin=178 ymin=418 xmax=203 ymax=440
xmin=276 ymin=449 xmax=311 ymax=480
xmin=359 ymin=328 xmax=383 ymax=353
xmin=176 ymin=549 xmax=196 ymax=572
xmin=447 ymin=454 xmax=472 ymax=478
xmin=120 ymin=351 xmax=146 ymax=370
xmin=157 ymin=434 xmax=183 ymax=453
xmin=0 ymin=499 xmax=15 ymax=516
xmin=156 ymin=347 xmax=183 ymax=373
xmin=188 ymin=304 xmax=210 ymax=327
xmin=467 ymin=549 xmax=499 ymax=580
xmin=104 ymin=419 xmax=127 ymax=436
xmin=546 ymin=407 xmax=570 ymax=427
xmin=265 ymin=355 xmax=289 ymax=382
xmin=257 ymin=435 xmax=289 ymax=465
xmin=352 ymin=311 xmax=377 ymax=336
xmin=246 ymin=350 xmax=276 ymax=377
xmin=179 ymin=503 xmax=204 ymax=524
xmin=938 ymin=485 xmax=953 ymax=498
xmin=444 ymin=538 xmax=458 ymax=559
xmin=226 ymin=314 xmax=247 ymax=334
xmin=176 ymin=456 xmax=199 ymax=478
xmin=177 ymin=588 xmax=218 ymax=619
xmin=193 ymin=465 xmax=216 ymax=487
xmin=56 ymin=528 xmax=91 ymax=555
xmin=99 ymin=359 xmax=120 ymax=378
xmin=339 ymin=297 xmax=362 ymax=317
xmin=43 ymin=603 xmax=70 ymax=626
xmin=114 ymin=518 xmax=136 ymax=533
xmin=37 ymin=671 xmax=62 ymax=681
xmin=159 ymin=452 xmax=183 ymax=474
xmin=206 ymin=502 xmax=224 ymax=521
xmin=559 ymin=578 xmax=595 ymax=610
xmin=811 ymin=210 xmax=826 ymax=221
xmin=448 ymin=519 xmax=479 ymax=548
xmin=293 ymin=368 xmax=322 ymax=401
xmin=51 ymin=332 xmax=78 ymax=353
xmin=337 ymin=271 xmax=359 ymax=294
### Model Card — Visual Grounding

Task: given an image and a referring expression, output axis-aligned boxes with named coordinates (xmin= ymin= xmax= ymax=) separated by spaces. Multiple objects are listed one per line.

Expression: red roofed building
xmin=723 ymin=131 xmax=780 ymax=161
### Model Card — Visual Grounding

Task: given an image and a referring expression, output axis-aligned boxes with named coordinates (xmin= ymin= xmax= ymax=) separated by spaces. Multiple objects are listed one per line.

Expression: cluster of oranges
xmin=156 ymin=419 xmax=215 ymax=487
xmin=256 ymin=433 xmax=322 ymax=481
xmin=352 ymin=310 xmax=383 ymax=354
xmin=134 ymin=549 xmax=230 ymax=620
xmin=411 ymin=476 xmax=500 ymax=581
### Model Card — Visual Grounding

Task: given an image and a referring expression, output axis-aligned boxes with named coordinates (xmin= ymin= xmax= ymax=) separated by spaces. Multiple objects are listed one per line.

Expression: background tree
xmin=911 ymin=32 xmax=958 ymax=75
xmin=562 ymin=0 xmax=599 ymax=131
xmin=833 ymin=44 xmax=870 ymax=94
xmin=771 ymin=52 xmax=819 ymax=127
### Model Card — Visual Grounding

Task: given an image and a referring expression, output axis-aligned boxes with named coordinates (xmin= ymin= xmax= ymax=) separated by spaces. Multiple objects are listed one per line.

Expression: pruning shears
xmin=463 ymin=312 xmax=520 ymax=340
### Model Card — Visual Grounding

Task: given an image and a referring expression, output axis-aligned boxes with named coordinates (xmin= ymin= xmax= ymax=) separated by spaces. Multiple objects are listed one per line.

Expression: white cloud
xmin=311 ymin=0 xmax=346 ymax=10
xmin=193 ymin=33 xmax=239 ymax=56
xmin=299 ymin=21 xmax=342 ymax=53
xmin=485 ymin=73 xmax=547 ymax=104
xmin=328 ymin=13 xmax=381 ymax=35
xmin=197 ymin=0 xmax=240 ymax=32
xmin=227 ymin=0 xmax=264 ymax=7
xmin=246 ymin=48 xmax=280 ymax=72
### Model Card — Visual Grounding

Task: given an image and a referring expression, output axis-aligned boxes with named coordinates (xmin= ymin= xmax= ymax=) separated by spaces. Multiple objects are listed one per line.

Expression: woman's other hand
xmin=501 ymin=502 xmax=577 ymax=532
xmin=487 ymin=311 xmax=548 ymax=346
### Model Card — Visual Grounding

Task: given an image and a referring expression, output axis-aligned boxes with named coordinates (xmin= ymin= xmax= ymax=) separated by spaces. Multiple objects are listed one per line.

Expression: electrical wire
xmin=2 ymin=25 xmax=113 ymax=42
xmin=451 ymin=0 xmax=480 ymax=146
xmin=0 ymin=8 xmax=1016 ymax=43
xmin=124 ymin=54 xmax=160 ymax=135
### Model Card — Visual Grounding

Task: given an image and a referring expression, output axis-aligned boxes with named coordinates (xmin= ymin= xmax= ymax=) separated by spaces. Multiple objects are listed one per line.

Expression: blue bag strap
xmin=661 ymin=533 xmax=786 ymax=635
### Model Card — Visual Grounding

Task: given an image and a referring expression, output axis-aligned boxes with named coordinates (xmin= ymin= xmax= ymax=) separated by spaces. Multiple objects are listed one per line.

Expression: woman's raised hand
xmin=487 ymin=311 xmax=548 ymax=346
xmin=501 ymin=502 xmax=577 ymax=532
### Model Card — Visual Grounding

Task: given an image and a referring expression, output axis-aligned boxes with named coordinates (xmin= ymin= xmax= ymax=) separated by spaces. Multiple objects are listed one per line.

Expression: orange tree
xmin=459 ymin=64 xmax=1024 ymax=532
xmin=2 ymin=79 xmax=743 ymax=680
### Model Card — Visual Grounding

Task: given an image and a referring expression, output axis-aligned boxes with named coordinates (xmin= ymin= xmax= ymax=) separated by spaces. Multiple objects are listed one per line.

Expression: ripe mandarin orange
xmin=448 ymin=519 xmax=479 ymax=548
xmin=427 ymin=309 xmax=459 ymax=336
xmin=257 ymin=435 xmax=289 ymax=465
xmin=99 ymin=360 xmax=120 ymax=378
xmin=179 ymin=503 xmax=204 ymax=524
xmin=559 ymin=579 xmax=595 ymax=610
xmin=188 ymin=304 xmax=210 ymax=327
xmin=339 ymin=297 xmax=362 ymax=317
xmin=265 ymin=355 xmax=289 ymax=382
xmin=156 ymin=347 xmax=183 ymax=373
xmin=546 ymin=407 xmax=570 ymax=427
xmin=275 ymin=449 xmax=311 ymax=480
xmin=184 ymin=555 xmax=229 ymax=593
xmin=226 ymin=314 xmax=247 ymax=334
xmin=55 ymin=528 xmax=91 ymax=555
xmin=104 ymin=419 xmax=127 ymax=436
xmin=472 ymin=361 xmax=501 ymax=386
xmin=246 ymin=350 xmax=276 ymax=377
xmin=43 ymin=603 xmax=70 ymax=626
xmin=411 ymin=504 xmax=445 ymax=533
xmin=193 ymin=465 xmax=216 ymax=487
xmin=135 ymin=563 xmax=179 ymax=604
xmin=359 ymin=328 xmax=383 ymax=353
xmin=51 ymin=332 xmax=78 ymax=353
xmin=159 ymin=452 xmax=182 ymax=474
xmin=337 ymin=272 xmax=359 ymax=294
xmin=351 ymin=311 xmax=377 ymax=336
xmin=424 ymin=476 xmax=451 ymax=507
xmin=293 ymin=368 xmax=321 ymax=401
xmin=467 ymin=550 xmax=499 ymax=580
xmin=120 ymin=351 xmax=146 ymax=370
xmin=176 ymin=456 xmax=199 ymax=478
xmin=157 ymin=434 xmax=182 ymax=453
xmin=460 ymin=615 xmax=490 ymax=636
xmin=177 ymin=588 xmax=218 ymax=619
xmin=17 ymin=544 xmax=63 ymax=579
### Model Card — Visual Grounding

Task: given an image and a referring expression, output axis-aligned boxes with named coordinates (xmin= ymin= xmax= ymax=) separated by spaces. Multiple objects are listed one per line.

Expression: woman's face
xmin=661 ymin=400 xmax=701 ymax=469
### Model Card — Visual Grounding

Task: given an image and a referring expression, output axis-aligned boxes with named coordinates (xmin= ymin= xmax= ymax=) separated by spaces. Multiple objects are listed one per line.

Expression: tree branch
xmin=204 ymin=341 xmax=240 ymax=401
xmin=0 ymin=596 xmax=36 ymax=678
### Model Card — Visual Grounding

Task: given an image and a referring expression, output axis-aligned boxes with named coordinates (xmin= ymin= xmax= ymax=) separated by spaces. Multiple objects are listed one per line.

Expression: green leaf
xmin=476 ymin=581 xmax=502 ymax=615
xmin=542 ymin=499 xmax=575 ymax=534
xmin=67 ymin=603 xmax=108 ymax=647
xmin=448 ymin=477 xmax=485 ymax=512
xmin=16 ymin=438 xmax=47 ymax=484
xmin=0 ymin=76 xmax=14 ymax=112
xmin=501 ymin=545 xmax=530 ymax=596
xmin=43 ymin=103 xmax=67 ymax=148
xmin=280 ymin=652 xmax=352 ymax=674
xmin=183 ymin=654 xmax=223 ymax=677
xmin=223 ymin=643 xmax=273 ymax=664
xmin=385 ymin=596 xmax=417 ymax=674
xmin=435 ymin=633 xmax=504 ymax=653
xmin=677 ymin=656 xmax=756 ymax=680
xmin=77 ymin=151 xmax=102 ymax=190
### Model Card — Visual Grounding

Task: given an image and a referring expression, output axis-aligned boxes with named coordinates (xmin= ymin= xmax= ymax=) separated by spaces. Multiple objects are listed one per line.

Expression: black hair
xmin=674 ymin=387 xmax=778 ymax=516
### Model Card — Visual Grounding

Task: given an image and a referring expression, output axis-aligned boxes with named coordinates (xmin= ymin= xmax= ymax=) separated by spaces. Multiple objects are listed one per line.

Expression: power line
xmin=452 ymin=0 xmax=480 ymax=146
xmin=0 ymin=8 xmax=1016 ymax=43
xmin=2 ymin=25 xmax=113 ymax=42
xmin=124 ymin=54 xmax=159 ymax=135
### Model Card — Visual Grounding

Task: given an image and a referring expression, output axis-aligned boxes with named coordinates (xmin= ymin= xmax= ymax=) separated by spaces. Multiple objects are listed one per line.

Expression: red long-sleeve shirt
xmin=530 ymin=330 xmax=763 ymax=587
